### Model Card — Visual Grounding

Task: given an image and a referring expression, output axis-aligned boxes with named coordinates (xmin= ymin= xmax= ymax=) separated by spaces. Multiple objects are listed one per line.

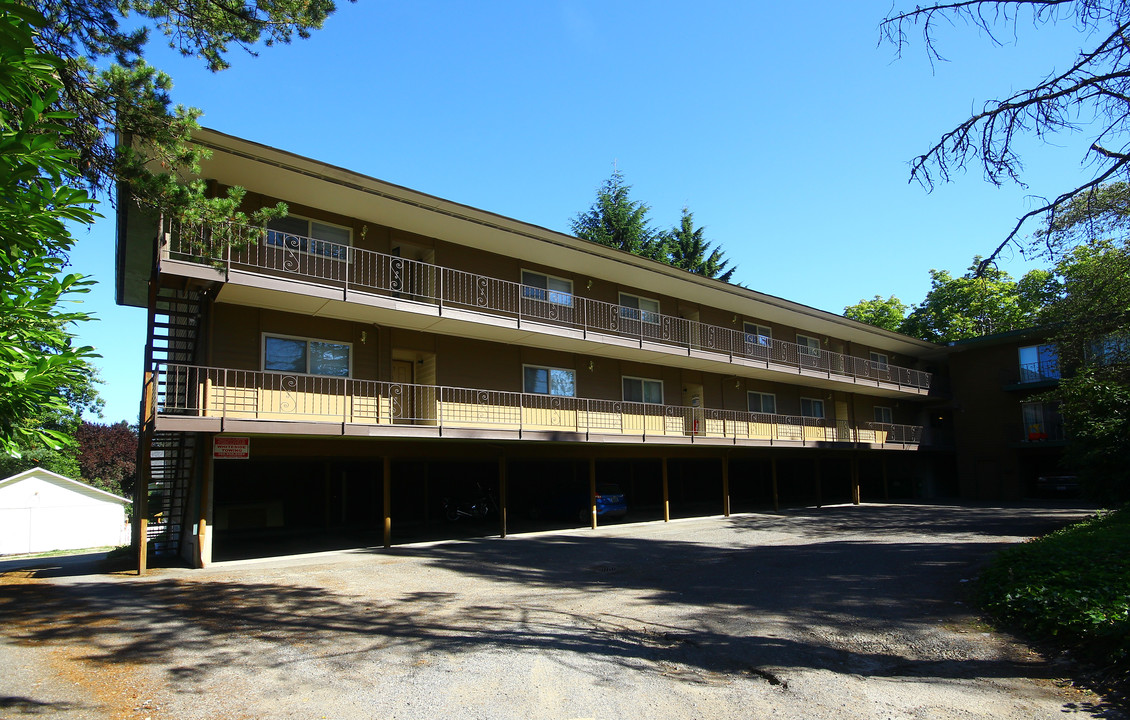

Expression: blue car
xmin=592 ymin=483 xmax=628 ymax=520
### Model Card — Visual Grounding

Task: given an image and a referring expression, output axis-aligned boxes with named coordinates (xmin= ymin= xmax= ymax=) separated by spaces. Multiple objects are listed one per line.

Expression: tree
xmin=880 ymin=1 xmax=1130 ymax=268
xmin=843 ymin=295 xmax=908 ymax=333
xmin=900 ymin=258 xmax=1054 ymax=342
xmin=0 ymin=1 xmax=100 ymax=457
xmin=76 ymin=421 xmax=138 ymax=497
xmin=27 ymin=0 xmax=342 ymax=208
xmin=571 ymin=170 xmax=662 ymax=258
xmin=660 ymin=207 xmax=737 ymax=282
xmin=1038 ymin=224 xmax=1130 ymax=502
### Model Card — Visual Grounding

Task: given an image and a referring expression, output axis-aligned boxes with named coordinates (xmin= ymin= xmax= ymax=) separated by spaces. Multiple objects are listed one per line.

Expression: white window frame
xmin=619 ymin=292 xmax=661 ymax=324
xmin=747 ymin=391 xmax=776 ymax=415
xmin=869 ymin=351 xmax=889 ymax=370
xmin=797 ymin=334 xmax=821 ymax=357
xmin=622 ymin=376 xmax=664 ymax=405
xmin=744 ymin=322 xmax=772 ymax=347
xmin=521 ymin=269 xmax=574 ymax=307
xmin=261 ymin=332 xmax=353 ymax=377
xmin=873 ymin=406 xmax=893 ymax=424
xmin=522 ymin=363 xmax=576 ymax=397
xmin=266 ymin=214 xmax=353 ymax=260
xmin=800 ymin=397 xmax=825 ymax=418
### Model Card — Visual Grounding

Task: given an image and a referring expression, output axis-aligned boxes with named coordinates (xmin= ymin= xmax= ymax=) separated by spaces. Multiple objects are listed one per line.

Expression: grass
xmin=1 ymin=545 xmax=121 ymax=560
xmin=979 ymin=507 xmax=1130 ymax=694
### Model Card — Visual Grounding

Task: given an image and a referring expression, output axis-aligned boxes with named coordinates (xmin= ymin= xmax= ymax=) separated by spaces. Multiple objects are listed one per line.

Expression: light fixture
xmin=588 ymin=360 xmax=594 ymax=372
xmin=360 ymin=331 xmax=367 ymax=344
xmin=586 ymin=279 xmax=593 ymax=290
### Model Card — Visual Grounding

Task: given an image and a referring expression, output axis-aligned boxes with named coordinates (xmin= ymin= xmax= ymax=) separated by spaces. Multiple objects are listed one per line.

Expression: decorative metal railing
xmin=154 ymin=363 xmax=924 ymax=446
xmin=163 ymin=221 xmax=932 ymax=391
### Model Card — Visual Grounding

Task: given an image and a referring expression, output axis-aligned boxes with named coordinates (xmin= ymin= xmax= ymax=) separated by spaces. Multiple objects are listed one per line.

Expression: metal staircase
xmin=141 ymin=287 xmax=205 ymax=559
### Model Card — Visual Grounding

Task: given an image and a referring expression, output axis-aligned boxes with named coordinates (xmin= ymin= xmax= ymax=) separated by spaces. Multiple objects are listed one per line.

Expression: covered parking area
xmin=187 ymin=433 xmax=944 ymax=565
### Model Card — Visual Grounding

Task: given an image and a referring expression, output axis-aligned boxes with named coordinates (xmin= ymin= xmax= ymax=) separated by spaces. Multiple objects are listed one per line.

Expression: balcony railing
xmin=163 ymin=221 xmax=932 ymax=391
xmin=154 ymin=363 xmax=923 ymax=446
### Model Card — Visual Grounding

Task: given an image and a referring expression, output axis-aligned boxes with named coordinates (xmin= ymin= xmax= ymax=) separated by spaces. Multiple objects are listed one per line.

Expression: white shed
xmin=0 ymin=468 xmax=131 ymax=555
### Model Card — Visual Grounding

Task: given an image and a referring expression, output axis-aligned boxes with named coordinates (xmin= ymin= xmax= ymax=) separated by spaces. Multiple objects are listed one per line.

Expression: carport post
xmin=499 ymin=455 xmax=507 ymax=539
xmin=661 ymin=457 xmax=670 ymax=522
xmin=851 ymin=456 xmax=861 ymax=505
xmin=197 ymin=437 xmax=214 ymax=568
xmin=882 ymin=457 xmax=889 ymax=501
xmin=589 ymin=457 xmax=597 ymax=529
xmin=814 ymin=458 xmax=822 ymax=509
xmin=722 ymin=456 xmax=730 ymax=517
xmin=383 ymin=456 xmax=392 ymax=548
xmin=771 ymin=457 xmax=779 ymax=512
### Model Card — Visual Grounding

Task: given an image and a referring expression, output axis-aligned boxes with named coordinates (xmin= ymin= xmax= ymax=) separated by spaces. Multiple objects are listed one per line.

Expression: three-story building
xmin=117 ymin=129 xmax=943 ymax=568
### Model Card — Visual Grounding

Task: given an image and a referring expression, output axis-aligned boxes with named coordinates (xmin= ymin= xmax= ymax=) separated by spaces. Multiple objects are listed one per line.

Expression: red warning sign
xmin=213 ymin=436 xmax=250 ymax=459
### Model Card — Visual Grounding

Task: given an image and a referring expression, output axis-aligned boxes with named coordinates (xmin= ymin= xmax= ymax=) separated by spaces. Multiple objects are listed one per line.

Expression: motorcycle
xmin=441 ymin=495 xmax=491 ymax=522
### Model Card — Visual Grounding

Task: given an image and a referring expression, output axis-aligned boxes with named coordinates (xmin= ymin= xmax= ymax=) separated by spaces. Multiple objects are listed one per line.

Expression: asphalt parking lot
xmin=0 ymin=502 xmax=1120 ymax=719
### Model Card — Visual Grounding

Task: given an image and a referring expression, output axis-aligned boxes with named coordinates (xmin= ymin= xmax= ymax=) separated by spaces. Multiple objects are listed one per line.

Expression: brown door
xmin=391 ymin=360 xmax=414 ymax=423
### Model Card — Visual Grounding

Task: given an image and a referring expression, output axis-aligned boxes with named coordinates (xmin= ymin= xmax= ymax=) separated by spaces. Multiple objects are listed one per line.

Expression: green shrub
xmin=979 ymin=509 xmax=1130 ymax=668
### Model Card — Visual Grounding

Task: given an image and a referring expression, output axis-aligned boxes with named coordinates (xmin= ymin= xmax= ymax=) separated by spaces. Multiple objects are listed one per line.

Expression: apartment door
xmin=391 ymin=360 xmax=414 ymax=423
xmin=681 ymin=383 xmax=703 ymax=435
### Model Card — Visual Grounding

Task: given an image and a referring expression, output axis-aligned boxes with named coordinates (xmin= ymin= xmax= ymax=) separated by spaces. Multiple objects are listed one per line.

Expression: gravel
xmin=0 ymin=501 xmax=1122 ymax=719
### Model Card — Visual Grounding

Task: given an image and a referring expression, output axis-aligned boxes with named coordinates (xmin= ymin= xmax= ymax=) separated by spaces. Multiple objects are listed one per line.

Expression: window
xmin=619 ymin=293 xmax=660 ymax=324
xmin=800 ymin=397 xmax=825 ymax=418
xmin=1088 ymin=335 xmax=1129 ymax=366
xmin=266 ymin=216 xmax=352 ymax=260
xmin=521 ymin=270 xmax=573 ymax=306
xmin=1021 ymin=401 xmax=1064 ymax=441
xmin=523 ymin=365 xmax=576 ymax=396
xmin=747 ymin=391 xmax=776 ymax=414
xmin=869 ymin=352 xmax=889 ymax=370
xmin=873 ymin=406 xmax=893 ymax=424
xmin=263 ymin=334 xmax=351 ymax=377
xmin=796 ymin=334 xmax=821 ymax=358
xmin=1018 ymin=344 xmax=1059 ymax=382
xmin=622 ymin=377 xmax=663 ymax=404
xmin=744 ymin=322 xmax=772 ymax=347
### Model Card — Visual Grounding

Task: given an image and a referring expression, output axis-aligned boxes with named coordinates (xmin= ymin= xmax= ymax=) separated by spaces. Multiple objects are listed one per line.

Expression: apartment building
xmin=947 ymin=329 xmax=1068 ymax=499
xmin=116 ymin=129 xmax=944 ymax=568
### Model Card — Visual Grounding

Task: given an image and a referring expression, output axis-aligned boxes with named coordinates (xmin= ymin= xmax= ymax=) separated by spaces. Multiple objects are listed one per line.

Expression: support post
xmin=771 ymin=457 xmax=780 ymax=512
xmin=499 ymin=455 xmax=508 ymax=539
xmin=661 ymin=457 xmax=670 ymax=522
xmin=851 ymin=456 xmax=861 ymax=505
xmin=814 ymin=457 xmax=822 ymax=509
xmin=722 ymin=456 xmax=731 ymax=517
xmin=589 ymin=457 xmax=597 ymax=529
xmin=882 ymin=457 xmax=889 ymax=501
xmin=197 ymin=436 xmax=214 ymax=568
xmin=383 ymin=456 xmax=392 ymax=548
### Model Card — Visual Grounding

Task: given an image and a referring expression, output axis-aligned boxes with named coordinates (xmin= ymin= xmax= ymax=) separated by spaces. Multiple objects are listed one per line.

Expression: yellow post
xmin=589 ymin=457 xmax=597 ymax=529
xmin=771 ymin=457 xmax=779 ymax=512
xmin=383 ymin=456 xmax=392 ymax=548
xmin=882 ymin=457 xmax=889 ymax=501
xmin=136 ymin=370 xmax=155 ymax=575
xmin=852 ymin=456 xmax=861 ymax=505
xmin=722 ymin=456 xmax=731 ymax=517
xmin=197 ymin=436 xmax=214 ymax=568
xmin=814 ymin=458 xmax=822 ymax=508
xmin=499 ymin=455 xmax=508 ymax=539
xmin=661 ymin=457 xmax=670 ymax=522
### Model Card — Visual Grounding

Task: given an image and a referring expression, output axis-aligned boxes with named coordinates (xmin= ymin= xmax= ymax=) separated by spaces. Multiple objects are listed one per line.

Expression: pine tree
xmin=661 ymin=207 xmax=736 ymax=282
xmin=570 ymin=170 xmax=662 ymax=258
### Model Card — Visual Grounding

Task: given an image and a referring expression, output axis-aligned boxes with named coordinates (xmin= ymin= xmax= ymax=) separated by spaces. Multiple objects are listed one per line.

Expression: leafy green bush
xmin=979 ymin=509 xmax=1130 ymax=670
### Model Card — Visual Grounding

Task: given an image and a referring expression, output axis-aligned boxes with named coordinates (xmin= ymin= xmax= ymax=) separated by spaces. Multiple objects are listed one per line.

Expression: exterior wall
xmin=0 ymin=473 xmax=130 ymax=555
xmin=948 ymin=337 xmax=1066 ymax=499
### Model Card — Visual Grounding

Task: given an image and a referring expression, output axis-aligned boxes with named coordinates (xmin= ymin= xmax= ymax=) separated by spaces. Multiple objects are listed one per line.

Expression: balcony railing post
xmin=437 ymin=268 xmax=444 ymax=315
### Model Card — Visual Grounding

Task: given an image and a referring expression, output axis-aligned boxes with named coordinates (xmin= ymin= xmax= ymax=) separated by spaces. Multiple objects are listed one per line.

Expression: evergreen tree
xmin=570 ymin=170 xmax=661 ymax=257
xmin=661 ymin=207 xmax=736 ymax=282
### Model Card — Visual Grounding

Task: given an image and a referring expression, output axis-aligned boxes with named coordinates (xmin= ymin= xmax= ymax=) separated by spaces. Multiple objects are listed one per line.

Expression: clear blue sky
xmin=69 ymin=1 xmax=1099 ymax=423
